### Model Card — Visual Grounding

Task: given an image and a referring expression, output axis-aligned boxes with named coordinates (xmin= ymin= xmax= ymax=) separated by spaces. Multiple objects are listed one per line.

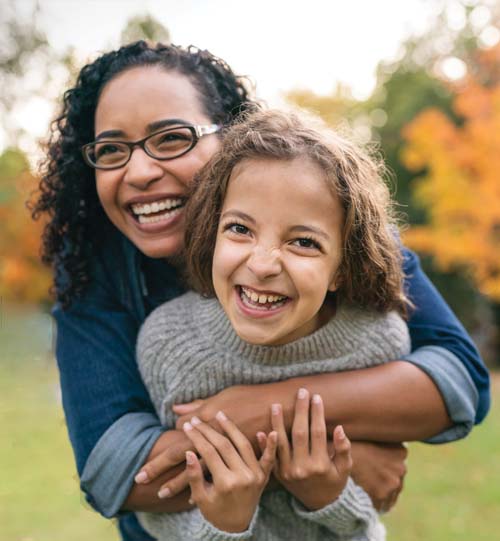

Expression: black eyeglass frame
xmin=81 ymin=124 xmax=221 ymax=170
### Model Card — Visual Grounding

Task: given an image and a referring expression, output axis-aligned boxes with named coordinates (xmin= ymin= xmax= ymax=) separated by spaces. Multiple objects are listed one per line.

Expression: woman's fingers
xmin=215 ymin=411 xmax=260 ymax=471
xmin=291 ymin=388 xmax=310 ymax=462
xmin=172 ymin=399 xmax=205 ymax=415
xmin=310 ymin=394 xmax=328 ymax=460
xmin=185 ymin=451 xmax=207 ymax=504
xmin=271 ymin=403 xmax=291 ymax=467
xmin=183 ymin=421 xmax=229 ymax=477
xmin=135 ymin=442 xmax=190 ymax=484
xmin=332 ymin=425 xmax=353 ymax=477
xmin=259 ymin=431 xmax=278 ymax=477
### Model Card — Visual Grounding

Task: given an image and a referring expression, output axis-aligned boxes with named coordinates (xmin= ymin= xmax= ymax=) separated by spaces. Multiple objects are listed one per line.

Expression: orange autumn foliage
xmin=0 ymin=165 xmax=52 ymax=304
xmin=401 ymin=44 xmax=500 ymax=301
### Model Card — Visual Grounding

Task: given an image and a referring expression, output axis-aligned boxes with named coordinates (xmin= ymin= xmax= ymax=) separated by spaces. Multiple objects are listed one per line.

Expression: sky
xmin=4 ymin=0 xmax=499 ymax=155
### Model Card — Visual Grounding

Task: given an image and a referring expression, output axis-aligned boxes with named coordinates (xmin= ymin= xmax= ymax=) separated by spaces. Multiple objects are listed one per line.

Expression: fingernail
xmin=190 ymin=416 xmax=201 ymax=425
xmin=271 ymin=403 xmax=281 ymax=415
xmin=338 ymin=425 xmax=345 ymax=439
xmin=158 ymin=487 xmax=171 ymax=499
xmin=298 ymin=388 xmax=308 ymax=399
xmin=183 ymin=422 xmax=193 ymax=431
xmin=312 ymin=394 xmax=321 ymax=404
xmin=135 ymin=471 xmax=148 ymax=484
xmin=216 ymin=410 xmax=227 ymax=422
xmin=186 ymin=451 xmax=195 ymax=464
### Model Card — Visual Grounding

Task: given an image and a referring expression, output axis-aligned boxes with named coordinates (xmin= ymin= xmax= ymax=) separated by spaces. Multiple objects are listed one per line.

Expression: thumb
xmin=259 ymin=431 xmax=278 ymax=478
xmin=172 ymin=399 xmax=205 ymax=415
xmin=185 ymin=451 xmax=206 ymax=504
xmin=332 ymin=425 xmax=353 ymax=477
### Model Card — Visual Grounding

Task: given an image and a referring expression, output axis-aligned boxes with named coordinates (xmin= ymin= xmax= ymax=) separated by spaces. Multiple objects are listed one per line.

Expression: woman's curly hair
xmin=31 ymin=40 xmax=257 ymax=308
xmin=185 ymin=109 xmax=410 ymax=315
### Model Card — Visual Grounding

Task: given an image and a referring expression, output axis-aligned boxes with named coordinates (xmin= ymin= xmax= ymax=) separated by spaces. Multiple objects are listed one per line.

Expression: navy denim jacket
xmin=53 ymin=228 xmax=490 ymax=541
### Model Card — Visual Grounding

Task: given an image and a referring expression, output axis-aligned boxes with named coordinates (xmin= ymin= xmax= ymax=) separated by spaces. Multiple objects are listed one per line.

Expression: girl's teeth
xmin=240 ymin=287 xmax=287 ymax=309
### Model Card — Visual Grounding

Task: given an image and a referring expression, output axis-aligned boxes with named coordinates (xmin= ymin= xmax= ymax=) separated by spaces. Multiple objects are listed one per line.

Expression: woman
xmin=32 ymin=41 xmax=489 ymax=541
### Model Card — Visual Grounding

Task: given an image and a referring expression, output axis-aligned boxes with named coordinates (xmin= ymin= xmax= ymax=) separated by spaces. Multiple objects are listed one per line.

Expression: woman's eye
xmin=96 ymin=144 xmax=120 ymax=157
xmin=291 ymin=237 xmax=321 ymax=250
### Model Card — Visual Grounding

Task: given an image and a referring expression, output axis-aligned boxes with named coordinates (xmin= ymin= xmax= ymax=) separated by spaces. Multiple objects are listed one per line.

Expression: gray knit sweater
xmin=136 ymin=292 xmax=411 ymax=541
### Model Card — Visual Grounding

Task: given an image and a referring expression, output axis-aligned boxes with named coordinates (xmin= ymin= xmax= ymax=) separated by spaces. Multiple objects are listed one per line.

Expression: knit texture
xmin=137 ymin=292 xmax=411 ymax=541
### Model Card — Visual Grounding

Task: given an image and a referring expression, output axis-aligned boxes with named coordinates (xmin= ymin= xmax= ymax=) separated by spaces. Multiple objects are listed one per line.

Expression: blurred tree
xmin=401 ymin=44 xmax=500 ymax=359
xmin=0 ymin=148 xmax=51 ymax=304
xmin=286 ymin=1 xmax=500 ymax=341
xmin=120 ymin=14 xmax=170 ymax=45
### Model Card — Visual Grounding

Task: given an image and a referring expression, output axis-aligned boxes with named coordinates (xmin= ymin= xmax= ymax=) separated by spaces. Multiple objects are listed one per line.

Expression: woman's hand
xmin=183 ymin=411 xmax=277 ymax=533
xmin=350 ymin=441 xmax=408 ymax=512
xmin=261 ymin=389 xmax=352 ymax=511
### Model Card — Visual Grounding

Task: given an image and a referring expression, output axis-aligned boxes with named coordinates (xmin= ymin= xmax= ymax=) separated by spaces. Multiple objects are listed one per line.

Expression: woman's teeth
xmin=240 ymin=286 xmax=288 ymax=310
xmin=130 ymin=198 xmax=184 ymax=224
xmin=131 ymin=198 xmax=183 ymax=215
xmin=137 ymin=207 xmax=183 ymax=224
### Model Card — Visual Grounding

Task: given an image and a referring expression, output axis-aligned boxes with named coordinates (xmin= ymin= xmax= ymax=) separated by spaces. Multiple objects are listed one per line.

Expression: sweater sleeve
xmin=138 ymin=506 xmax=260 ymax=541
xmin=290 ymin=478 xmax=383 ymax=540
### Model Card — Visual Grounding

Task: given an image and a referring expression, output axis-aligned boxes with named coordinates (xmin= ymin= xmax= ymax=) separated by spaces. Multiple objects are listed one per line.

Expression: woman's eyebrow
xmin=221 ymin=210 xmax=256 ymax=224
xmin=147 ymin=118 xmax=190 ymax=132
xmin=289 ymin=225 xmax=330 ymax=240
xmin=95 ymin=119 xmax=189 ymax=140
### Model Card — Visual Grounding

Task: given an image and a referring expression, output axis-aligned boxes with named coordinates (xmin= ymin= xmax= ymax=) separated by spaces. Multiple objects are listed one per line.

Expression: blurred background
xmin=1 ymin=0 xmax=499 ymax=539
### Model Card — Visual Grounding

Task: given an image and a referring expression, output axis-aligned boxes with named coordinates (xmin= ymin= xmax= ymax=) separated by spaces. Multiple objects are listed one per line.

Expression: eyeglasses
xmin=81 ymin=124 xmax=221 ymax=170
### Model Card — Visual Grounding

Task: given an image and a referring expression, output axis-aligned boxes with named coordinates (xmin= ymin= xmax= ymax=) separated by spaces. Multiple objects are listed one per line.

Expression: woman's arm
xmin=53 ymin=292 xmax=193 ymax=517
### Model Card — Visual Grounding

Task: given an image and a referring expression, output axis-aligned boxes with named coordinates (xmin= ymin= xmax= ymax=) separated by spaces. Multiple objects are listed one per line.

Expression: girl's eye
xmin=224 ymin=223 xmax=250 ymax=236
xmin=291 ymin=237 xmax=321 ymax=250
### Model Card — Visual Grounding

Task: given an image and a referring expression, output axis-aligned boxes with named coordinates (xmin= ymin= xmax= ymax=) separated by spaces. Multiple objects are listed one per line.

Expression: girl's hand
xmin=260 ymin=389 xmax=352 ymax=511
xmin=183 ymin=411 xmax=277 ymax=533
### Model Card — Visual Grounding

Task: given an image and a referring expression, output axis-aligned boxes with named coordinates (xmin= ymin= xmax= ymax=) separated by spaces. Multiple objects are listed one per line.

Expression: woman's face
xmin=94 ymin=66 xmax=221 ymax=258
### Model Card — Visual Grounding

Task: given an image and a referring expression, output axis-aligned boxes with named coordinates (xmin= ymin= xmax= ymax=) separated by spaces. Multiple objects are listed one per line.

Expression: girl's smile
xmin=212 ymin=157 xmax=345 ymax=346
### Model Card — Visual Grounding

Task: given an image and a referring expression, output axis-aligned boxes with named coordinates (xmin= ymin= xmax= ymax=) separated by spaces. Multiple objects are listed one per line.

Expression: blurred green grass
xmin=1 ymin=303 xmax=499 ymax=541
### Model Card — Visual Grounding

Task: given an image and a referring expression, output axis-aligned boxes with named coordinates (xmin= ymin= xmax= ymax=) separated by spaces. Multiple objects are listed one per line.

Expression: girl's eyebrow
xmin=289 ymin=225 xmax=330 ymax=240
xmin=220 ymin=210 xmax=256 ymax=224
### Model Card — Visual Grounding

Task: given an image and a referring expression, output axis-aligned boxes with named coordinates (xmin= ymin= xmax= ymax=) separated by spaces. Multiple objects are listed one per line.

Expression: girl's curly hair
xmin=31 ymin=40 xmax=257 ymax=308
xmin=185 ymin=109 xmax=410 ymax=315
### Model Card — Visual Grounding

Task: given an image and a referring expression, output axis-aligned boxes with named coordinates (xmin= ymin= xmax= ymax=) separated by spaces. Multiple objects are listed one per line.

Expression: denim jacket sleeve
xmin=402 ymin=247 xmax=490 ymax=424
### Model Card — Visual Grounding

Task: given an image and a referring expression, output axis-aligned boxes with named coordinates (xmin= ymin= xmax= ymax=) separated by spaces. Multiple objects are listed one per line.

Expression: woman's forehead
xmin=94 ymin=66 xmax=206 ymax=135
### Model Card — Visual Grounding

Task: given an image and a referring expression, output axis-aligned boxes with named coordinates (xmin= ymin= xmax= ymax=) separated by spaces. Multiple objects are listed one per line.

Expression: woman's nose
xmin=123 ymin=147 xmax=163 ymax=190
xmin=246 ymin=245 xmax=282 ymax=279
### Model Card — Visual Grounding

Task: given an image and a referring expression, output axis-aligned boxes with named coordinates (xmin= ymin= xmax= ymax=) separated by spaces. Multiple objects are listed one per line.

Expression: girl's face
xmin=212 ymin=157 xmax=344 ymax=346
xmin=94 ymin=66 xmax=221 ymax=258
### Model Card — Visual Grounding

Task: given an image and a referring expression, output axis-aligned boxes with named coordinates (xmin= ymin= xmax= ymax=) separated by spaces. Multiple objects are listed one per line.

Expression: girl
xmin=32 ymin=41 xmax=488 ymax=541
xmin=135 ymin=109 xmax=412 ymax=540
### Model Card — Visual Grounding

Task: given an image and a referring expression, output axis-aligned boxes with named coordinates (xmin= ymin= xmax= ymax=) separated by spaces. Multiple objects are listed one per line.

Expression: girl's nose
xmin=246 ymin=245 xmax=282 ymax=280
xmin=123 ymin=147 xmax=163 ymax=190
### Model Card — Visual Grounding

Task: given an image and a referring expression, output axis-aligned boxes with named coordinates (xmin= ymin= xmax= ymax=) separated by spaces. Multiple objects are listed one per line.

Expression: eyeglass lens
xmin=87 ymin=127 xmax=195 ymax=167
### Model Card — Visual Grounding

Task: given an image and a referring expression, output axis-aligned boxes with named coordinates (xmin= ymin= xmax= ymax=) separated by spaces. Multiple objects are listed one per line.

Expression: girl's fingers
xmin=291 ymin=388 xmax=310 ymax=462
xmin=187 ymin=417 xmax=245 ymax=472
xmin=185 ymin=451 xmax=207 ymax=504
xmin=215 ymin=411 xmax=260 ymax=471
xmin=332 ymin=425 xmax=353 ymax=477
xmin=256 ymin=431 xmax=267 ymax=454
xmin=310 ymin=394 xmax=328 ymax=460
xmin=271 ymin=403 xmax=291 ymax=466
xmin=259 ymin=431 xmax=278 ymax=477
xmin=183 ymin=421 xmax=229 ymax=477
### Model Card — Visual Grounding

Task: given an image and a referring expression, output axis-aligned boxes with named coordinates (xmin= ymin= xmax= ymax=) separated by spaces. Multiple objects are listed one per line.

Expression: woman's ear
xmin=328 ymin=272 xmax=341 ymax=293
